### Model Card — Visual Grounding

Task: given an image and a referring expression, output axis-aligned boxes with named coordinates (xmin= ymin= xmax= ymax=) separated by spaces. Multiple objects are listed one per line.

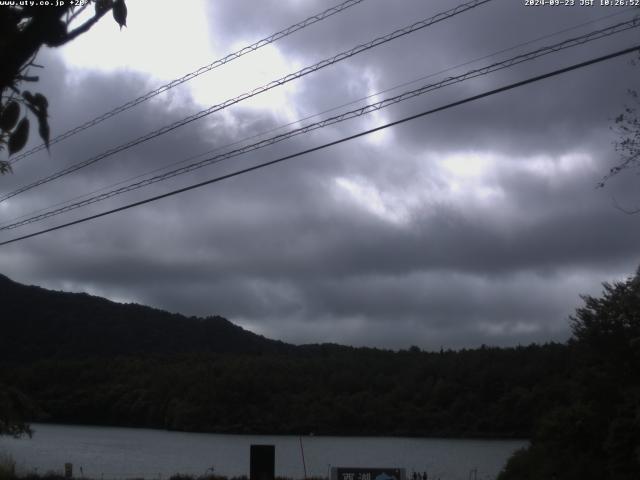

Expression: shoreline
xmin=23 ymin=422 xmax=530 ymax=443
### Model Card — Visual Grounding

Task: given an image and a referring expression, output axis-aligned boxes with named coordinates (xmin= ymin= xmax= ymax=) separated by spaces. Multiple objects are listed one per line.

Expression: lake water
xmin=0 ymin=424 xmax=526 ymax=480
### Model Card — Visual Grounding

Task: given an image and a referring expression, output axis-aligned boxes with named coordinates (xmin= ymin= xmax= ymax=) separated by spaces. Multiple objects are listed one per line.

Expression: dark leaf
xmin=33 ymin=93 xmax=49 ymax=111
xmin=31 ymin=93 xmax=50 ymax=149
xmin=22 ymin=90 xmax=34 ymax=104
xmin=0 ymin=101 xmax=20 ymax=132
xmin=0 ymin=161 xmax=12 ymax=175
xmin=16 ymin=74 xmax=39 ymax=82
xmin=37 ymin=113 xmax=50 ymax=150
xmin=113 ymin=0 xmax=127 ymax=29
xmin=43 ymin=19 xmax=67 ymax=47
xmin=95 ymin=0 xmax=112 ymax=15
xmin=8 ymin=117 xmax=29 ymax=156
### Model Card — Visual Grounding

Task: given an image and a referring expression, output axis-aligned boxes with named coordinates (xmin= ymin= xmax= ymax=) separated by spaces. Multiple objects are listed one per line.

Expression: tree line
xmin=0 ymin=343 xmax=569 ymax=439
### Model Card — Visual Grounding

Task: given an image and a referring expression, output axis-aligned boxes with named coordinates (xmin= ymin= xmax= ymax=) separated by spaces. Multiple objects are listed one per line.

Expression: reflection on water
xmin=0 ymin=424 xmax=526 ymax=480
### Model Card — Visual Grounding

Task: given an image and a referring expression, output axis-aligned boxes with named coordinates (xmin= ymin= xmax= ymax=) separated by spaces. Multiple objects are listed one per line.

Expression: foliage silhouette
xmin=0 ymin=0 xmax=127 ymax=173
xmin=499 ymin=268 xmax=640 ymax=479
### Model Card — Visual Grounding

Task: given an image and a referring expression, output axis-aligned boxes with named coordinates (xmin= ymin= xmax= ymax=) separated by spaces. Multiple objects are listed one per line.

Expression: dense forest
xmin=498 ymin=270 xmax=640 ymax=480
xmin=1 ymin=270 xmax=639 ymax=477
xmin=1 ymin=345 xmax=572 ymax=438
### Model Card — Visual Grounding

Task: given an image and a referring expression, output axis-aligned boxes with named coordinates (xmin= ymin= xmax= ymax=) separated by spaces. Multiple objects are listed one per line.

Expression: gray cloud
xmin=2 ymin=0 xmax=640 ymax=350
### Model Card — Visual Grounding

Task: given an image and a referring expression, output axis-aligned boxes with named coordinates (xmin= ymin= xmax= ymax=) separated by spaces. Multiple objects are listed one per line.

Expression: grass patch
xmin=0 ymin=453 xmax=16 ymax=480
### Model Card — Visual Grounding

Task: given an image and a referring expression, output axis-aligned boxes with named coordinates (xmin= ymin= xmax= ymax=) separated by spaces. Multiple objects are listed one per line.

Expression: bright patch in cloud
xmin=60 ymin=0 xmax=214 ymax=80
xmin=334 ymin=176 xmax=409 ymax=225
xmin=58 ymin=0 xmax=299 ymax=119
xmin=432 ymin=151 xmax=506 ymax=205
xmin=190 ymin=42 xmax=301 ymax=119
xmin=441 ymin=151 xmax=495 ymax=178
xmin=523 ymin=152 xmax=594 ymax=181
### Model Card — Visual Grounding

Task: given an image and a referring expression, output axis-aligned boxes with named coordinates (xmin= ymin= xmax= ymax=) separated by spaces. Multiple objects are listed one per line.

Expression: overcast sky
xmin=1 ymin=0 xmax=639 ymax=350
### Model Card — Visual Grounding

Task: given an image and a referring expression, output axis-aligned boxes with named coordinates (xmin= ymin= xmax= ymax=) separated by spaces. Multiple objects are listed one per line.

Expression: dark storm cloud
xmin=2 ymin=0 xmax=640 ymax=349
xmin=207 ymin=0 xmax=640 ymax=158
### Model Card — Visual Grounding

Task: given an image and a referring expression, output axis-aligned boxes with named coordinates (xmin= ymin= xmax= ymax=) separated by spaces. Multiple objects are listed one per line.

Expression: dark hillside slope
xmin=0 ymin=274 xmax=288 ymax=360
xmin=0 ymin=273 xmax=573 ymax=438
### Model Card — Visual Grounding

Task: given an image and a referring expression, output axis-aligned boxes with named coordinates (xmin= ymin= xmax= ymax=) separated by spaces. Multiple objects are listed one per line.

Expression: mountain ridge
xmin=0 ymin=273 xmax=290 ymax=360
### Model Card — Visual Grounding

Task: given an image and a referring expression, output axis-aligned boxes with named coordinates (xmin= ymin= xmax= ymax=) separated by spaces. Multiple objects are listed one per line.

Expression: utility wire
xmin=2 ymin=17 xmax=637 ymax=231
xmin=0 ymin=0 xmax=493 ymax=204
xmin=8 ymin=0 xmax=369 ymax=164
xmin=4 ymin=7 xmax=633 ymax=228
xmin=1 ymin=44 xmax=637 ymax=247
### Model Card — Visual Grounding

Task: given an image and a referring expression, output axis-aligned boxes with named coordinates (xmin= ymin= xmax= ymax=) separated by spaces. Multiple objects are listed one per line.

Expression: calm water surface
xmin=0 ymin=424 xmax=526 ymax=480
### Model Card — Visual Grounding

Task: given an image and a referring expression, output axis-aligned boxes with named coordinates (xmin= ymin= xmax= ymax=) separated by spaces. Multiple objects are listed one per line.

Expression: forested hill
xmin=0 ymin=273 xmax=572 ymax=438
xmin=0 ymin=273 xmax=289 ymax=359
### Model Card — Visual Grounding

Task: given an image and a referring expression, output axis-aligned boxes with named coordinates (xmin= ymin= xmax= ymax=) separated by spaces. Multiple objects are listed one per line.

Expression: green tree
xmin=499 ymin=267 xmax=640 ymax=480
xmin=570 ymin=267 xmax=640 ymax=358
xmin=0 ymin=0 xmax=127 ymax=174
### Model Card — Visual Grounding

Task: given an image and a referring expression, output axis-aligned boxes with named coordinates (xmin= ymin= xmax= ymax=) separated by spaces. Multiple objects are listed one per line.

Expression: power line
xmin=9 ymin=0 xmax=635 ymax=184
xmin=0 ymin=0 xmax=493 ymax=204
xmin=5 ymin=7 xmax=632 ymax=229
xmin=8 ymin=0 xmax=369 ymax=164
xmin=2 ymin=44 xmax=637 ymax=247
xmin=3 ymin=17 xmax=637 ymax=232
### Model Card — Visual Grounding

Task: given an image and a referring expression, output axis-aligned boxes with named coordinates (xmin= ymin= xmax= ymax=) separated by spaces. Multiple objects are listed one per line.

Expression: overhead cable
xmin=0 ymin=0 xmax=493 ymax=203
xmin=2 ymin=17 xmax=638 ymax=231
xmin=5 ymin=6 xmax=632 ymax=228
xmin=1 ymin=43 xmax=637 ymax=247
xmin=8 ymin=0 xmax=369 ymax=164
